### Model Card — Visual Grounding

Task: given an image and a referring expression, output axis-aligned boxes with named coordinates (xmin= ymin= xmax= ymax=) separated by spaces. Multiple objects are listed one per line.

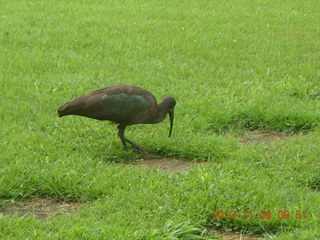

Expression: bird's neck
xmin=152 ymin=108 xmax=168 ymax=123
xmin=152 ymin=100 xmax=170 ymax=124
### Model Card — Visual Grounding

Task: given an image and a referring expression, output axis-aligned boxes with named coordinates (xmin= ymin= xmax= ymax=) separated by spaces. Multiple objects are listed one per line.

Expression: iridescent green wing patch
xmin=102 ymin=93 xmax=151 ymax=117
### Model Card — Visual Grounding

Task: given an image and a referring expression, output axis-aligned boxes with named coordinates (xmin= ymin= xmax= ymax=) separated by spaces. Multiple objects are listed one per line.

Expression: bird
xmin=57 ymin=84 xmax=176 ymax=158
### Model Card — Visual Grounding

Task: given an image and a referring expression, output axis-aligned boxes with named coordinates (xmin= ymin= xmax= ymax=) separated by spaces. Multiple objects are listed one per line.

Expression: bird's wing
xmin=69 ymin=92 xmax=152 ymax=122
xmin=58 ymin=85 xmax=156 ymax=122
xmin=100 ymin=93 xmax=151 ymax=118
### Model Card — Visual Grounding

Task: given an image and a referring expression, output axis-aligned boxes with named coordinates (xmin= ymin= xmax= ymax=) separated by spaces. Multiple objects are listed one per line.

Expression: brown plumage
xmin=58 ymin=85 xmax=176 ymax=157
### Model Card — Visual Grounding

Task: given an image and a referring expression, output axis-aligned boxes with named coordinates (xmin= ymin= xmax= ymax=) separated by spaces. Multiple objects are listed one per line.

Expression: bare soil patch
xmin=216 ymin=231 xmax=260 ymax=240
xmin=132 ymin=158 xmax=208 ymax=174
xmin=1 ymin=198 xmax=81 ymax=219
xmin=239 ymin=130 xmax=290 ymax=144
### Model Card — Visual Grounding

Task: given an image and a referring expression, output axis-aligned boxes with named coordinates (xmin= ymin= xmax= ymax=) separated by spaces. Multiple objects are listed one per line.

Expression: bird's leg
xmin=117 ymin=125 xmax=153 ymax=158
xmin=118 ymin=127 xmax=128 ymax=150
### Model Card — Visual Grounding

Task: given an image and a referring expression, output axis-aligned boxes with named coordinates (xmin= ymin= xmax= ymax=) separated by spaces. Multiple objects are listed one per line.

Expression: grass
xmin=1 ymin=0 xmax=320 ymax=239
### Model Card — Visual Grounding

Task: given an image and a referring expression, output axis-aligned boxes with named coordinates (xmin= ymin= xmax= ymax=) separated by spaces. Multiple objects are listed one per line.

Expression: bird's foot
xmin=122 ymin=138 xmax=153 ymax=158
xmin=123 ymin=142 xmax=153 ymax=158
xmin=136 ymin=147 xmax=153 ymax=159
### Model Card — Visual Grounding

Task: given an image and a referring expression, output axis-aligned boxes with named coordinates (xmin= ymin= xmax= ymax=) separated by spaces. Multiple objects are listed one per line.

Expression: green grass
xmin=1 ymin=0 xmax=320 ymax=239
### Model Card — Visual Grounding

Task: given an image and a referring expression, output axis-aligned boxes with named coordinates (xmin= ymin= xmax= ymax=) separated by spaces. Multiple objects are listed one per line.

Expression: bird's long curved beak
xmin=168 ymin=109 xmax=174 ymax=137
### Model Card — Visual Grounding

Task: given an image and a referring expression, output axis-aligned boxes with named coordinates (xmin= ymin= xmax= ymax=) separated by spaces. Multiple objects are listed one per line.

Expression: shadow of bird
xmin=58 ymin=85 xmax=176 ymax=158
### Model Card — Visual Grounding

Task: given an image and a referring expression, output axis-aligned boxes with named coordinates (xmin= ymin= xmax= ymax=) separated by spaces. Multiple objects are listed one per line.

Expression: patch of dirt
xmin=201 ymin=229 xmax=262 ymax=240
xmin=1 ymin=198 xmax=81 ymax=219
xmin=132 ymin=158 xmax=208 ymax=174
xmin=240 ymin=130 xmax=290 ymax=144
xmin=216 ymin=231 xmax=260 ymax=240
xmin=216 ymin=231 xmax=262 ymax=240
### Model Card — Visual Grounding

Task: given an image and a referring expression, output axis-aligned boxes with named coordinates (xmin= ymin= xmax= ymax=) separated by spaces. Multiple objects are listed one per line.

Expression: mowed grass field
xmin=1 ymin=0 xmax=320 ymax=239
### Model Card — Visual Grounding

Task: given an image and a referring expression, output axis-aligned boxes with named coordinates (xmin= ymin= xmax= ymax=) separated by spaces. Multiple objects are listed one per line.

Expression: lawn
xmin=1 ymin=0 xmax=320 ymax=239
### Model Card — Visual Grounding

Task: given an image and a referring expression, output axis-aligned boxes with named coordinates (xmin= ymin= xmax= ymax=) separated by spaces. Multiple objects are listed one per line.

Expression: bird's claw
xmin=121 ymin=136 xmax=153 ymax=158
xmin=137 ymin=147 xmax=153 ymax=159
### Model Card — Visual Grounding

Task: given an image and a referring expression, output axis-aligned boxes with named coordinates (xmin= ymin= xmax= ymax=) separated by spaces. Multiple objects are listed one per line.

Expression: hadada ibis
xmin=57 ymin=85 xmax=176 ymax=157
